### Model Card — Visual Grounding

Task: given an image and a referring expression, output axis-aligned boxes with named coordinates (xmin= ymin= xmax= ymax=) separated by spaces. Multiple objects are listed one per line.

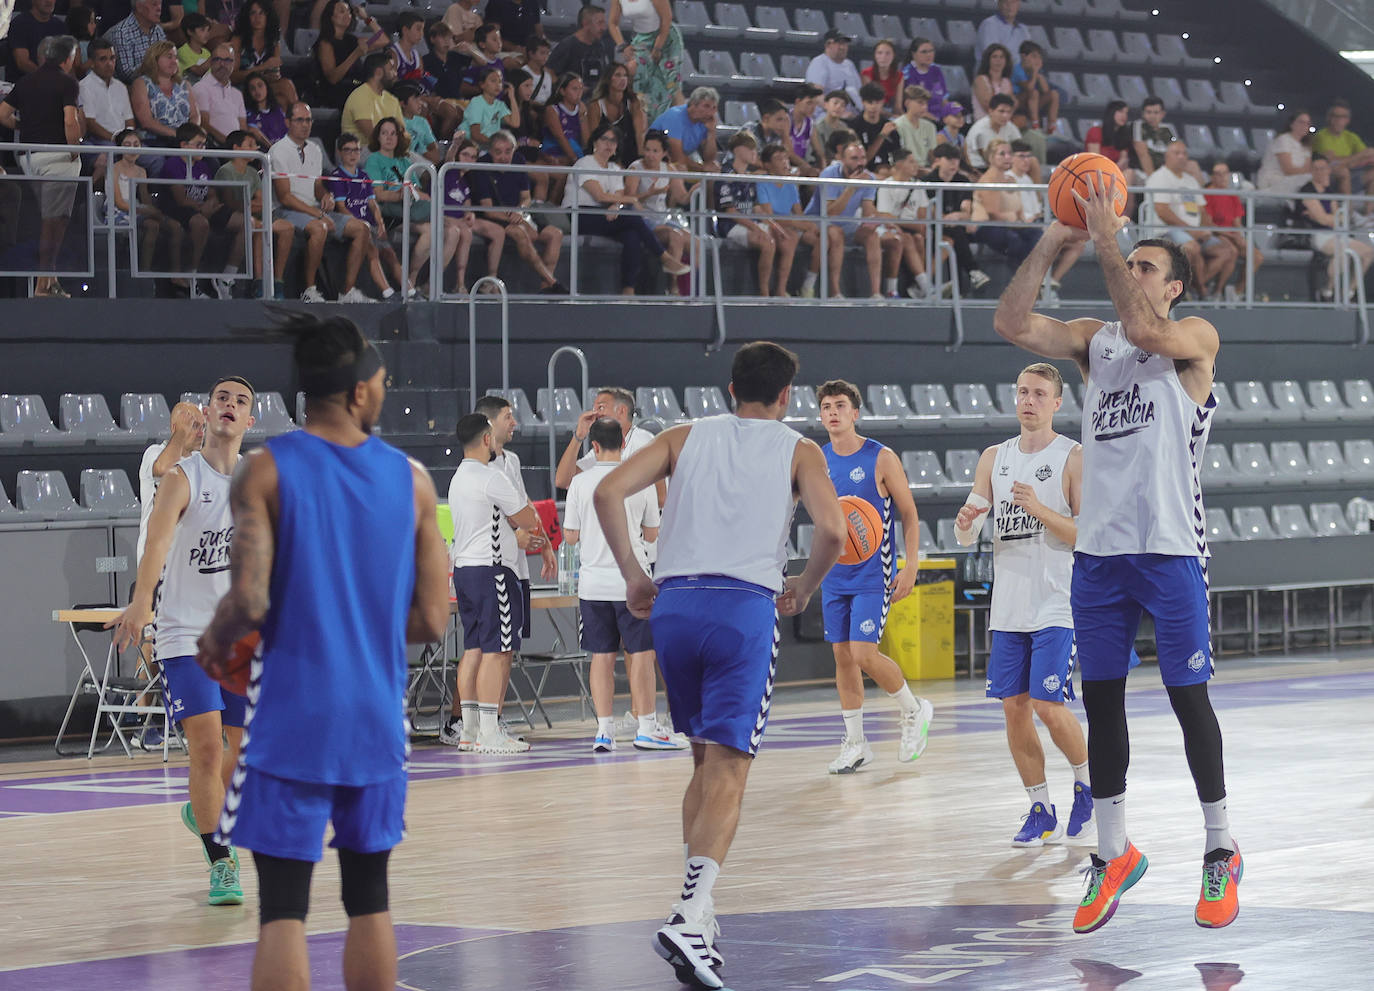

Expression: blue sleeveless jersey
xmin=246 ymin=431 xmax=416 ymax=786
xmin=822 ymin=438 xmax=894 ymax=594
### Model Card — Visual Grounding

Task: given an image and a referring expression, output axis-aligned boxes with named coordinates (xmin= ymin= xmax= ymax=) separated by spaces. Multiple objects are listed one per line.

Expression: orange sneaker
xmin=1195 ymin=846 xmax=1243 ymax=928
xmin=1073 ymin=843 xmax=1148 ymax=933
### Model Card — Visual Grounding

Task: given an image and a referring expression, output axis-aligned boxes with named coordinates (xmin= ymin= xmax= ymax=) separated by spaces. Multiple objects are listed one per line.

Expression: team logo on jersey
xmin=998 ymin=464 xmax=1010 ymax=475
xmin=190 ymin=526 xmax=235 ymax=574
xmin=985 ymin=678 xmax=993 ymax=692
xmin=201 ymin=490 xmax=213 ymax=503
xmin=849 ymin=466 xmax=867 ymax=483
xmin=1187 ymin=649 xmax=1207 ymax=672
xmin=1035 ymin=464 xmax=1053 ymax=481
xmin=1042 ymin=674 xmax=1062 ymax=695
xmin=1101 ymin=348 xmax=1114 ymax=360
xmin=1136 ymin=350 xmax=1152 ymax=363
xmin=860 ymin=618 xmax=876 ymax=635
xmin=1090 ymin=383 xmax=1157 ymax=441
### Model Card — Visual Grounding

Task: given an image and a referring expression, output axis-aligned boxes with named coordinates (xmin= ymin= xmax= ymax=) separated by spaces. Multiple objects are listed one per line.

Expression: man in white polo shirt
xmin=78 ymin=38 xmax=134 ymax=187
xmin=191 ymin=43 xmax=248 ymax=147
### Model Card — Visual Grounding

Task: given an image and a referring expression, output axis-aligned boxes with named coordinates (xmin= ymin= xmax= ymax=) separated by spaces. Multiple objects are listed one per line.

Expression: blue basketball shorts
xmin=453 ymin=565 xmax=523 ymax=653
xmin=161 ymin=655 xmax=246 ymax=727
xmin=650 ymin=575 xmax=779 ymax=757
xmin=986 ymin=627 xmax=1077 ymax=702
xmin=217 ymin=764 xmax=407 ymax=862
xmin=821 ymin=587 xmax=889 ymax=644
xmin=1071 ymin=552 xmax=1213 ymax=687
xmin=580 ymin=597 xmax=654 ymax=654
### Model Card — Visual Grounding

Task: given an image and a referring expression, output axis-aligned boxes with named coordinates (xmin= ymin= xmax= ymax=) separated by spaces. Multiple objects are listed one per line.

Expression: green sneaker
xmin=208 ymin=857 xmax=244 ymax=906
xmin=181 ymin=800 xmax=239 ymax=870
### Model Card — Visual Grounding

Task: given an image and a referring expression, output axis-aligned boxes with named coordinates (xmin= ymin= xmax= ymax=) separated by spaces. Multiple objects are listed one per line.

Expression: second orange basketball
xmin=1048 ymin=152 xmax=1128 ymax=230
xmin=837 ymin=495 xmax=884 ymax=566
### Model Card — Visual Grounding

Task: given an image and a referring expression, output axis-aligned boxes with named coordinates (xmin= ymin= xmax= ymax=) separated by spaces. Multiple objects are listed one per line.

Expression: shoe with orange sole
xmin=1073 ymin=842 xmax=1148 ymax=933
xmin=1195 ymin=846 xmax=1243 ymax=928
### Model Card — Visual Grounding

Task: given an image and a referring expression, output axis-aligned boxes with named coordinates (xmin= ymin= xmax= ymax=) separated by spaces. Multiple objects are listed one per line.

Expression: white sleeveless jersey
xmin=989 ymin=434 xmax=1076 ymax=632
xmin=654 ymin=415 xmax=802 ymax=593
xmin=155 ymin=453 xmax=235 ymax=661
xmin=1077 ymin=321 xmax=1215 ymax=559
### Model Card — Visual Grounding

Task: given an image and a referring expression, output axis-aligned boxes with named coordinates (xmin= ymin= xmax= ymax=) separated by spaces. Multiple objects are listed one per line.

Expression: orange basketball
xmin=218 ymin=631 xmax=260 ymax=697
xmin=838 ymin=495 xmax=884 ymax=566
xmin=1048 ymin=152 xmax=1128 ymax=230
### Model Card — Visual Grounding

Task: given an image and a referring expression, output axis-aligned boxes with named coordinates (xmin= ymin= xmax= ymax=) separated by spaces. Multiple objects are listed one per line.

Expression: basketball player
xmin=993 ymin=174 xmax=1242 ymax=932
xmin=195 ymin=314 xmax=450 ymax=991
xmin=563 ymin=416 xmax=684 ymax=751
xmin=953 ymin=362 xmax=1093 ymax=846
xmin=445 ymin=412 xmax=546 ymax=754
xmin=108 ymin=377 xmax=257 ymax=906
xmin=816 ymin=379 xmax=934 ymax=773
xmin=440 ymin=394 xmax=555 ymax=750
xmin=594 ymin=341 xmax=845 ymax=988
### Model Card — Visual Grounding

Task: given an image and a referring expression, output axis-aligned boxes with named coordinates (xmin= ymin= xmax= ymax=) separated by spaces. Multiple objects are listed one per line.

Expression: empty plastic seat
xmin=871 ymin=14 xmax=906 ymax=42
xmin=909 ymin=384 xmax=965 ymax=427
xmin=1217 ymin=126 xmax=1255 ymax=160
xmin=1304 ymin=380 xmax=1351 ymax=421
xmin=1080 ymin=73 xmax=1121 ymax=104
xmin=0 ymin=394 xmax=83 ymax=447
xmin=1116 ymin=75 xmax=1150 ymax=109
xmin=1268 ymin=380 xmax=1311 ymax=422
xmin=246 ymin=392 xmax=298 ymax=439
xmin=779 ymin=54 xmax=809 ymax=79
xmin=1208 ymin=381 xmax=1237 ymax=420
xmin=705 ymin=3 xmax=751 ymax=39
xmin=1204 ymin=507 xmax=1236 ymax=542
xmin=1229 ymin=381 xmax=1276 ymax=421
xmin=793 ymin=8 xmax=829 ymax=37
xmin=1089 ymin=0 xmax=1149 ymax=20
xmin=1156 ymin=33 xmax=1209 ymax=68
xmin=1118 ymin=31 xmax=1156 ymax=64
xmin=1216 ymin=80 xmax=1260 ymax=114
xmin=636 ymin=387 xmax=689 ymax=426
xmin=901 ymin=450 xmax=950 ymax=492
xmin=16 ymin=470 xmax=95 ymax=520
xmin=543 ymin=0 xmax=580 ymax=30
xmin=1201 ymin=445 xmax=1239 ymax=486
xmin=943 ymin=66 xmax=971 ymax=101
xmin=1084 ymin=29 xmax=1124 ymax=61
xmin=536 ymin=387 xmax=584 ymax=429
xmin=936 ymin=518 xmax=962 ymax=552
xmin=952 ymin=384 xmax=1016 ymax=428
xmin=684 ymin=386 xmax=729 ymax=419
xmin=692 ymin=50 xmax=737 ymax=86
xmin=1185 ymin=79 xmax=1220 ymax=114
xmin=1250 ymin=128 xmax=1274 ymax=156
xmin=79 ymin=469 xmax=141 ymax=520
xmin=120 ymin=393 xmax=172 ymax=441
xmin=296 ymin=391 xmax=307 ymax=425
xmin=0 ymin=479 xmax=41 ymax=522
xmin=782 ymin=385 xmax=821 ymax=429
xmin=832 ymin=12 xmax=872 ymax=45
xmin=674 ymin=0 xmax=711 ymax=36
xmin=723 ymin=100 xmax=756 ymax=127
xmin=908 ymin=17 xmax=946 ymax=47
xmin=794 ymin=523 xmax=813 ymax=558
xmin=1271 ymin=504 xmax=1316 ymax=538
xmin=1310 ymin=503 xmax=1355 ymax=536
xmin=1231 ymin=505 xmax=1277 ymax=540
xmin=1048 ymin=71 xmax=1086 ymax=105
xmin=1058 ymin=385 xmax=1084 ymax=425
xmin=1051 ymin=0 xmax=1089 ymax=15
xmin=866 ymin=384 xmax=920 ymax=428
xmin=945 ymin=449 xmax=980 ymax=489
xmin=181 ymin=392 xmax=209 ymax=409
xmin=1183 ymin=124 xmax=1219 ymax=159
xmin=1342 ymin=379 xmax=1374 ymax=418
xmin=487 ymin=388 xmax=549 ymax=436
xmin=756 ymin=6 xmax=817 ymax=45
xmin=1051 ymin=26 xmax=1086 ymax=60
xmin=1306 ymin=440 xmax=1348 ymax=480
xmin=1231 ymin=442 xmax=1276 ymax=479
xmin=945 ymin=20 xmax=978 ymax=53
xmin=1270 ymin=441 xmax=1312 ymax=478
xmin=60 ymin=393 xmax=141 ymax=445
xmin=737 ymin=53 xmax=777 ymax=82
xmin=1342 ymin=439 xmax=1374 ymax=480
xmin=917 ymin=520 xmax=936 ymax=553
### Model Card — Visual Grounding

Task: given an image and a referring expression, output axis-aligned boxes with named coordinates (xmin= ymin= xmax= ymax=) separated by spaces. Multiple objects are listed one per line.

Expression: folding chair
xmin=406 ymin=623 xmax=454 ymax=735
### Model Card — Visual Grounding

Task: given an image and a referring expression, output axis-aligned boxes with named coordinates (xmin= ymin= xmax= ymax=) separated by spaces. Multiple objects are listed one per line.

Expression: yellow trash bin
xmin=879 ymin=557 xmax=956 ymax=680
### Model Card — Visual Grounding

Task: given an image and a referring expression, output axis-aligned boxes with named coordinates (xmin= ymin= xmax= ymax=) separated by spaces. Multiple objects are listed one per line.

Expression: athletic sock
xmin=801 ymin=271 xmax=818 ymax=291
xmin=460 ymin=702 xmax=478 ymax=738
xmin=1201 ymin=796 xmax=1232 ymax=855
xmin=680 ymin=855 xmax=720 ymax=917
xmin=1071 ymin=759 xmax=1090 ymax=785
xmin=888 ymin=683 xmax=919 ymax=716
xmin=637 ymin=713 xmax=657 ymax=738
xmin=684 ymin=843 xmax=690 ymax=871
xmin=884 ymin=277 xmax=898 ymax=294
xmin=201 ymin=833 xmax=231 ymax=864
xmin=1097 ymin=792 xmax=1128 ymax=861
xmin=1026 ymin=781 xmax=1050 ymax=808
xmin=596 ymin=716 xmax=615 ymax=739
xmin=842 ymin=707 xmax=864 ymax=741
xmin=915 ymin=272 xmax=932 ymax=293
xmin=478 ymin=703 xmax=499 ymax=737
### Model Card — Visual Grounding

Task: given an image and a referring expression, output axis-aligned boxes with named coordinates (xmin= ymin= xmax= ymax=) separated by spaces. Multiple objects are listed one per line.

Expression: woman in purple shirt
xmin=442 ymin=138 xmax=508 ymax=294
xmin=902 ymin=38 xmax=950 ymax=121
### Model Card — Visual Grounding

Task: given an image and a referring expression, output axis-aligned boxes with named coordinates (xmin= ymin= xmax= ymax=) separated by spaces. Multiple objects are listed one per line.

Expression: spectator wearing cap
xmin=938 ymin=102 xmax=969 ymax=157
xmin=1312 ymin=99 xmax=1374 ymax=199
xmin=902 ymin=38 xmax=951 ymax=122
xmin=804 ymin=29 xmax=862 ymax=115
xmin=975 ymin=0 xmax=1030 ymax=65
xmin=649 ymin=85 xmax=718 ymax=172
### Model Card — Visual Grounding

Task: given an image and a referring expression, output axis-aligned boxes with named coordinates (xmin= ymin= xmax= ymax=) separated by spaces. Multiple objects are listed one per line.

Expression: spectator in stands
xmin=1313 ymin=99 xmax=1374 ymax=199
xmin=895 ymin=86 xmax=938 ymax=169
xmin=106 ymin=0 xmax=167 ymax=84
xmin=716 ymin=131 xmax=796 ymax=298
xmin=79 ymin=37 xmax=136 ymax=188
xmin=973 ymin=138 xmax=1039 ymax=268
xmin=804 ymin=29 xmax=862 ymax=115
xmin=587 ymin=62 xmax=647 ymax=167
xmin=192 ymin=43 xmax=248 ymax=147
xmin=650 ymin=85 xmax=719 ymax=172
xmin=325 ymin=131 xmax=403 ymax=300
xmin=564 ymin=124 xmax=692 ymax=294
xmin=0 ymin=33 xmax=81 ymax=298
xmin=398 ymin=85 xmax=441 ymax=165
xmin=176 ymin=13 xmax=214 ymax=80
xmin=902 ymin=38 xmax=950 ymax=123
xmin=508 ymin=74 xmax=548 ymax=186
xmin=875 ymin=148 xmax=932 ymax=299
xmin=975 ymin=0 xmax=1030 ymax=64
xmin=966 ymin=93 xmax=1037 ymax=179
xmin=861 ymin=39 xmax=902 ymax=115
xmin=229 ymin=0 xmax=296 ymax=109
xmin=924 ymin=142 xmax=988 ymax=293
xmin=1128 ymin=95 xmax=1177 ymax=178
xmin=462 ymin=66 xmax=521 ymax=148
xmin=67 ymin=5 xmax=96 ymax=74
xmin=1145 ymin=139 xmax=1238 ymax=300
xmin=342 ymin=50 xmax=403 ymax=146
xmin=756 ymin=140 xmax=810 ymax=235
xmin=1299 ymin=155 xmax=1374 ymax=301
xmin=847 ymin=81 xmax=901 ymax=175
xmin=542 ymin=71 xmax=591 ymax=200
xmin=8 ymin=0 xmax=66 ymax=80
xmin=158 ymin=121 xmax=245 ymax=297
xmin=106 ymin=128 xmax=170 ymax=277
xmin=442 ymin=0 xmax=484 ymax=46
xmin=391 ymin=11 xmax=428 ymax=86
xmin=216 ymin=128 xmax=294 ymax=295
xmin=243 ymin=70 xmax=287 ymax=147
xmin=422 ymin=19 xmax=469 ymax=106
xmin=608 ymin=0 xmax=684 ymax=124
xmin=442 ymin=137 xmax=507 ymax=295
xmin=486 ymin=0 xmax=546 ymax=48
xmin=472 ymin=130 xmax=570 ymax=294
xmin=131 ymin=41 xmax=201 ymax=149
xmin=1204 ymin=160 xmax=1264 ymax=302
xmin=815 ymin=89 xmax=853 ymax=168
xmin=520 ymin=36 xmax=556 ymax=104
xmin=313 ymin=0 xmax=390 ymax=111
xmin=937 ymin=102 xmax=969 ymax=159
xmin=972 ymin=43 xmax=1013 ymax=123
xmin=1010 ymin=138 xmax=1081 ymax=299
xmin=801 ymin=137 xmax=893 ymax=299
xmin=626 ymin=129 xmax=692 ymax=292
xmin=1086 ymin=99 xmax=1131 ymax=165
xmin=1011 ymin=40 xmax=1058 ymax=135
xmin=1257 ymin=108 xmax=1315 ymax=194
xmin=790 ymin=83 xmax=824 ymax=171
xmin=460 ymin=23 xmax=513 ymax=98
xmin=549 ymin=4 xmax=619 ymax=93
xmin=366 ymin=116 xmax=447 ymax=293
xmin=269 ymin=101 xmax=375 ymax=302
xmin=742 ymin=99 xmax=792 ymax=164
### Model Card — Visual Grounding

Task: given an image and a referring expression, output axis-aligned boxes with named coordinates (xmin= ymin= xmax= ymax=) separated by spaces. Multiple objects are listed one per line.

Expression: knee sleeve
xmin=1081 ymin=677 xmax=1129 ymax=799
xmin=254 ymin=852 xmax=315 ymax=925
xmin=339 ymin=848 xmax=392 ymax=918
xmin=1166 ymin=682 xmax=1226 ymax=803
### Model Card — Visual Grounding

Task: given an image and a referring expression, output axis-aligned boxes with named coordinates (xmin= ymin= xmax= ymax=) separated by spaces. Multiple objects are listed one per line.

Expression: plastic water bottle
xmin=558 ymin=543 xmax=575 ymax=595
xmin=569 ymin=542 xmax=580 ymax=595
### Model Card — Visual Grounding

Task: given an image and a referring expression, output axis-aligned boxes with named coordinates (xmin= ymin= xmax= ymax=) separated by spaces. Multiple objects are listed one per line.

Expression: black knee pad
xmin=254 ymin=853 xmax=315 ymax=925
xmin=339 ymin=848 xmax=391 ymax=918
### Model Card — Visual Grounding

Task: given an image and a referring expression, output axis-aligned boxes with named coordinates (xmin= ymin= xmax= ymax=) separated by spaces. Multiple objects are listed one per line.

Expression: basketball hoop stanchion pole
xmin=547 ymin=346 xmax=588 ymax=497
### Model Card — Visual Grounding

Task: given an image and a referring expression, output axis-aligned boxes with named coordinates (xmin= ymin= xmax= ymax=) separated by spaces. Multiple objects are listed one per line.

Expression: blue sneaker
xmin=591 ymin=733 xmax=615 ymax=753
xmin=1012 ymin=802 xmax=1065 ymax=847
xmin=1068 ymin=781 xmax=1094 ymax=838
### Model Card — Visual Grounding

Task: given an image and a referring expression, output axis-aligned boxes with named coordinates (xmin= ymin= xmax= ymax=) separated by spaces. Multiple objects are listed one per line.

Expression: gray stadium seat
xmin=1208 ymin=381 xmax=1237 ymax=420
xmin=1232 ymin=442 xmax=1276 ymax=480
xmin=80 ymin=469 xmax=141 ymax=520
xmin=872 ymin=15 xmax=906 ymax=42
xmin=1117 ymin=75 xmax=1150 ymax=110
xmin=1118 ymin=31 xmax=1156 ymax=64
xmin=1156 ymin=34 xmax=1211 ymax=69
xmin=181 ymin=392 xmax=209 ymax=409
xmin=945 ymin=449 xmax=980 ymax=490
xmin=908 ymin=17 xmax=946 ymax=47
xmin=723 ymin=100 xmax=757 ymax=127
xmin=1217 ymin=126 xmax=1255 ymax=161
xmin=487 ymin=388 xmax=549 ymax=436
xmin=1183 ymin=125 xmax=1219 ymax=159
xmin=1304 ymin=380 xmax=1351 ymax=421
xmin=1342 ymin=439 xmax=1374 ymax=481
xmin=917 ymin=520 xmax=936 ymax=553
xmin=1270 ymin=441 xmax=1312 ymax=479
xmin=1229 ymin=381 xmax=1276 ymax=421
xmin=943 ymin=66 xmax=971 ymax=101
xmin=1089 ymin=0 xmax=1149 ymax=20
xmin=1342 ymin=379 xmax=1374 ymax=419
xmin=121 ymin=393 xmax=171 ymax=440
xmin=1205 ymin=507 xmax=1237 ymax=543
xmin=793 ymin=9 xmax=830 ymax=37
xmin=543 ymin=0 xmax=580 ymax=31
xmin=1216 ymin=81 xmax=1262 ymax=115
xmin=635 ymin=387 xmax=690 ymax=426
xmin=1306 ymin=440 xmax=1347 ymax=480
xmin=1050 ymin=26 xmax=1086 ymax=60
xmin=691 ymin=51 xmax=736 ymax=88
xmin=684 ymin=386 xmax=729 ymax=419
xmin=705 ymin=3 xmax=751 ymax=40
xmin=1231 ymin=506 xmax=1277 ymax=540
xmin=536 ymin=387 xmax=583 ymax=430
xmin=936 ymin=518 xmax=962 ymax=552
xmin=1057 ymin=383 xmax=1084 ymax=425
xmin=296 ymin=391 xmax=307 ymax=425
xmin=1051 ymin=0 xmax=1089 ymax=15
xmin=738 ymin=54 xmax=778 ymax=83
xmin=1084 ymin=29 xmax=1124 ymax=62
xmin=1201 ymin=445 xmax=1239 ymax=487
xmin=782 ymin=385 xmax=821 ymax=429
xmin=1310 ymin=502 xmax=1355 ymax=537
xmin=910 ymin=384 xmax=968 ymax=428
xmin=60 ymin=393 xmax=142 ymax=445
xmin=1250 ymin=128 xmax=1274 ymax=156
xmin=832 ymin=12 xmax=873 ymax=46
xmin=1048 ymin=72 xmax=1087 ymax=106
xmin=674 ymin=1 xmax=711 ymax=37
xmin=1185 ymin=80 xmax=1221 ymax=114
xmin=0 ymin=478 xmax=41 ymax=521
xmin=952 ymin=383 xmax=1016 ymax=428
xmin=246 ymin=392 xmax=298 ymax=440
xmin=866 ymin=384 xmax=920 ymax=428
xmin=779 ymin=55 xmax=809 ymax=79
xmin=1271 ymin=504 xmax=1316 ymax=538
xmin=1081 ymin=74 xmax=1122 ymax=104
xmin=902 ymin=451 xmax=950 ymax=492
xmin=945 ymin=20 xmax=977 ymax=54
xmin=1268 ymin=381 xmax=1311 ymax=422
xmin=16 ymin=470 xmax=96 ymax=520
xmin=0 ymin=394 xmax=83 ymax=447
xmin=756 ymin=6 xmax=817 ymax=45
xmin=291 ymin=28 xmax=318 ymax=56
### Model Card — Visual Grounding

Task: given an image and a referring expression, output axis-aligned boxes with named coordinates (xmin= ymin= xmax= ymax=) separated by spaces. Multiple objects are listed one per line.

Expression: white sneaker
xmin=498 ymin=716 xmax=527 ymax=742
xmin=898 ymin=698 xmax=934 ymax=763
xmin=655 ymin=904 xmax=724 ymax=989
xmin=970 ymin=269 xmax=991 ymax=291
xmin=615 ymin=710 xmax=640 ymax=741
xmin=212 ymin=277 xmax=234 ymax=300
xmin=472 ymin=730 xmax=531 ymax=754
xmin=1223 ymin=285 xmax=1239 ymax=305
xmin=339 ymin=287 xmax=373 ymax=303
xmin=799 ymin=283 xmax=816 ymax=298
xmin=300 ymin=286 xmax=326 ymax=302
xmin=655 ymin=718 xmax=690 ymax=749
xmin=827 ymin=736 xmax=874 ymax=774
xmin=1039 ymin=284 xmax=1060 ymax=304
xmin=592 ymin=732 xmax=615 ymax=753
xmin=634 ymin=720 xmax=690 ymax=751
xmin=438 ymin=719 xmax=463 ymax=747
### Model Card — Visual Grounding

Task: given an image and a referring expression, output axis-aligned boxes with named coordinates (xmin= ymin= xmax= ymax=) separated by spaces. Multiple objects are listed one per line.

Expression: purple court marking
xmin=4 ymin=669 xmax=1373 ymax=818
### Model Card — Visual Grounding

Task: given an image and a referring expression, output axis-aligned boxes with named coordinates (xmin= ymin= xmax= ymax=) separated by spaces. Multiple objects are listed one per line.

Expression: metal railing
xmin=546 ymin=345 xmax=589 ymax=496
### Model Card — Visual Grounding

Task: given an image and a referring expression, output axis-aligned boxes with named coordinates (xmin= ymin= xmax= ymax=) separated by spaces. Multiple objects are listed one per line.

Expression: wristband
xmin=954 ymin=492 xmax=991 ymax=546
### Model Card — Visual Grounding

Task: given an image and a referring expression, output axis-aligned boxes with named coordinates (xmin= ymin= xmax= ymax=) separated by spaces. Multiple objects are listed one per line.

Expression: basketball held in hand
xmin=219 ymin=632 xmax=260 ymax=696
xmin=838 ymin=495 xmax=884 ymax=566
xmin=1048 ymin=152 xmax=1127 ymax=230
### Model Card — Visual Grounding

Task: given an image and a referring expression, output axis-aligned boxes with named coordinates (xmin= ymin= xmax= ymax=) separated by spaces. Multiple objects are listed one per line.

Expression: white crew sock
xmin=460 ymin=701 xmax=479 ymax=737
xmin=596 ymin=715 xmax=615 ymax=738
xmin=381 ymin=286 xmax=395 ymax=299
xmin=1201 ymin=797 xmax=1232 ymax=854
xmin=638 ymin=713 xmax=657 ymax=738
xmin=884 ymin=277 xmax=897 ymax=294
xmin=1097 ymin=792 xmax=1128 ymax=861
xmin=888 ymin=683 xmax=919 ymax=716
xmin=1071 ymin=759 xmax=1090 ymax=785
xmin=478 ymin=702 xmax=499 ymax=737
xmin=842 ymin=707 xmax=864 ymax=741
xmin=1026 ymin=781 xmax=1050 ymax=808
xmin=801 ymin=271 xmax=818 ymax=291
xmin=915 ymin=272 xmax=931 ymax=293
xmin=684 ymin=844 xmax=690 ymax=870
xmin=680 ymin=855 xmax=720 ymax=917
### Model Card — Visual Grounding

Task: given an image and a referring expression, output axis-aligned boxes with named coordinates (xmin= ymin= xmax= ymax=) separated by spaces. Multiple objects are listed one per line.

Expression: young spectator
xmin=460 ymin=23 xmax=512 ymax=98
xmin=801 ymin=138 xmax=894 ymax=299
xmin=976 ymin=0 xmax=1031 ymax=64
xmin=754 ymin=142 xmax=811 ymax=268
xmin=901 ymin=37 xmax=951 ymax=122
xmin=177 ymin=13 xmax=214 ymax=79
xmin=847 ymin=81 xmax=901 ymax=174
xmin=441 ymin=0 xmax=484 ymax=44
xmin=486 ymin=0 xmax=546 ymax=48
xmin=520 ymin=36 xmax=555 ymax=104
xmin=471 ymin=130 xmax=570 ymax=294
xmin=564 ymin=124 xmax=692 ymax=294
xmin=366 ymin=116 xmax=447 ymax=294
xmin=973 ymin=139 xmax=1039 ymax=268
xmin=716 ymin=131 xmax=796 ymax=298
xmin=390 ymin=11 xmax=427 ymax=86
xmin=937 ymin=102 xmax=969 ymax=158
xmin=107 ymin=0 xmax=168 ymax=84
xmin=1129 ymin=96 xmax=1177 ymax=178
xmin=313 ymin=0 xmax=390 ymax=110
xmin=243 ymin=70 xmax=287 ymax=147
xmin=741 ymin=98 xmax=795 ymax=168
xmin=626 ymin=129 xmax=692 ymax=292
xmin=804 ymin=28 xmax=861 ymax=114
xmin=131 ymin=41 xmax=201 ymax=148
xmin=1011 ymin=139 xmax=1081 ymax=299
xmin=607 ymin=0 xmax=684 ymax=123
xmin=422 ymin=19 xmax=470 ymax=104
xmin=1086 ymin=100 xmax=1131 ymax=164
xmin=325 ymin=131 xmax=403 ymax=300
xmin=548 ymin=3 xmax=619 ymax=93
xmin=790 ymin=83 xmax=824 ymax=172
xmin=542 ymin=71 xmax=590 ymax=165
xmin=966 ymin=93 xmax=1029 ymax=175
xmin=860 ymin=38 xmax=902 ymax=114
xmin=398 ymin=85 xmax=441 ymax=165
xmin=925 ymin=143 xmax=989 ymax=293
xmin=8 ymin=0 xmax=67 ymax=80
xmin=1012 ymin=40 xmax=1058 ymax=135
xmin=67 ymin=5 xmax=97 ymax=72
xmin=215 ymin=128 xmax=294 ymax=295
xmin=815 ymin=90 xmax=854 ymax=168
xmin=895 ymin=85 xmax=938 ymax=169
xmin=1144 ymin=139 xmax=1238 ymax=300
xmin=269 ymin=102 xmax=375 ymax=302
xmin=972 ymin=43 xmax=1014 ymax=122
xmin=107 ymin=129 xmax=170 ymax=277
xmin=442 ymin=138 xmax=507 ymax=295
xmin=587 ymin=62 xmax=647 ymax=167
xmin=158 ymin=122 xmax=245 ymax=297
xmin=1299 ymin=155 xmax=1374 ymax=301
xmin=79 ymin=37 xmax=136 ymax=187
xmin=649 ymin=85 xmax=719 ymax=172
xmin=875 ymin=148 xmax=932 ymax=299
xmin=1313 ymin=99 xmax=1374 ymax=198
xmin=1204 ymin=160 xmax=1264 ymax=302
xmin=342 ymin=50 xmax=403 ymax=146
xmin=191 ymin=43 xmax=248 ymax=147
xmin=229 ymin=0 xmax=296 ymax=109
xmin=508 ymin=74 xmax=548 ymax=180
xmin=1257 ymin=108 xmax=1315 ymax=194
xmin=462 ymin=67 xmax=521 ymax=148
